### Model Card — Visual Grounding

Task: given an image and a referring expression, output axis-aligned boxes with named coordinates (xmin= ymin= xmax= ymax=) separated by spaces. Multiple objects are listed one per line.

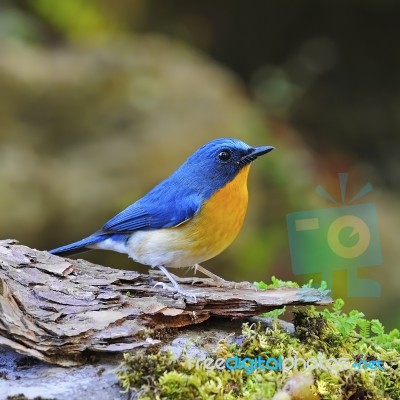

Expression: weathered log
xmin=0 ymin=239 xmax=331 ymax=366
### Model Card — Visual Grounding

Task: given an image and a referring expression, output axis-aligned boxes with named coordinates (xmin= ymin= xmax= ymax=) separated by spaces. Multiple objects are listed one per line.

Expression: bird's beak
xmin=249 ymin=145 xmax=275 ymax=158
xmin=239 ymin=145 xmax=274 ymax=165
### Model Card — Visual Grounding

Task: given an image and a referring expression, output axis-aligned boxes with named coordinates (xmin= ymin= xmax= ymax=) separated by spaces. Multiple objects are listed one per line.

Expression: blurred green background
xmin=0 ymin=0 xmax=399 ymax=329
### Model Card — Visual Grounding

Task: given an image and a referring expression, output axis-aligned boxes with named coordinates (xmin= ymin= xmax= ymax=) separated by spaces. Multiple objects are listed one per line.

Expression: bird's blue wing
xmin=101 ymin=182 xmax=202 ymax=233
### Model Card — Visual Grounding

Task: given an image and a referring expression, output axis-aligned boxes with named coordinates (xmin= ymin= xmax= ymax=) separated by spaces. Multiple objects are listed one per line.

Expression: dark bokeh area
xmin=134 ymin=0 xmax=400 ymax=190
xmin=0 ymin=0 xmax=399 ymax=329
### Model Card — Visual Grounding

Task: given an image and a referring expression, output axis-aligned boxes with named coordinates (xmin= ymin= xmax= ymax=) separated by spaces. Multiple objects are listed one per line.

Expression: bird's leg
xmin=154 ymin=265 xmax=197 ymax=302
xmin=193 ymin=264 xmax=199 ymax=274
xmin=192 ymin=264 xmax=253 ymax=289
xmin=192 ymin=264 xmax=227 ymax=285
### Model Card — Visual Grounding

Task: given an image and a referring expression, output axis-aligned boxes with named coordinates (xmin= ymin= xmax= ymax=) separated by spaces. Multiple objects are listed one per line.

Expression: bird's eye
xmin=218 ymin=150 xmax=231 ymax=161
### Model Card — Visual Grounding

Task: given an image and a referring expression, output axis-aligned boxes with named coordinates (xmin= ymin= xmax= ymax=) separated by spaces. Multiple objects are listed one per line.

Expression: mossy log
xmin=0 ymin=239 xmax=331 ymax=366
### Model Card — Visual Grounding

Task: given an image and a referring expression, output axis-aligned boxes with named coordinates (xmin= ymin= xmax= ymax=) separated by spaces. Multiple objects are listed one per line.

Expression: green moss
xmin=117 ymin=297 xmax=399 ymax=400
xmin=254 ymin=275 xmax=301 ymax=289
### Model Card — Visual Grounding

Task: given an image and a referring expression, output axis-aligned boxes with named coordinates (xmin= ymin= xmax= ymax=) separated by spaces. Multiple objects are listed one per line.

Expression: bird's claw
xmin=153 ymin=281 xmax=197 ymax=302
xmin=190 ymin=277 xmax=207 ymax=285
xmin=153 ymin=281 xmax=169 ymax=290
xmin=212 ymin=279 xmax=253 ymax=289
xmin=177 ymin=288 xmax=197 ymax=303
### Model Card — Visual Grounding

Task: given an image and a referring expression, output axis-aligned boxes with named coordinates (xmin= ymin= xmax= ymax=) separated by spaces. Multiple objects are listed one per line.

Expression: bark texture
xmin=0 ymin=239 xmax=331 ymax=366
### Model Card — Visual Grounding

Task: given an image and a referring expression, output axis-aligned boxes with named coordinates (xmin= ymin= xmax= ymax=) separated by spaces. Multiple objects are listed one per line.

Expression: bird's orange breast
xmin=177 ymin=164 xmax=251 ymax=261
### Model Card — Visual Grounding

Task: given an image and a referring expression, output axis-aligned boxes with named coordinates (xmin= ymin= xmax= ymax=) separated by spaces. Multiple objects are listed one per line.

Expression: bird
xmin=49 ymin=138 xmax=274 ymax=300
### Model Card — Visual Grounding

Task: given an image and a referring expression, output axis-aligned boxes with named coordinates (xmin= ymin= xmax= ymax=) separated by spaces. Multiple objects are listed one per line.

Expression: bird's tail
xmin=49 ymin=235 xmax=104 ymax=257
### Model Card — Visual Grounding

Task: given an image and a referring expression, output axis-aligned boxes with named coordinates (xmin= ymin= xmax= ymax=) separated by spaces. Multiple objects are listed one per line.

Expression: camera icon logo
xmin=327 ymin=215 xmax=370 ymax=259
xmin=286 ymin=173 xmax=382 ymax=297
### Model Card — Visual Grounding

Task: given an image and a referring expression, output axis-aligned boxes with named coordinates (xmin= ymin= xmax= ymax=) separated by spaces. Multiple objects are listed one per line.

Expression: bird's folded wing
xmin=101 ymin=186 xmax=202 ymax=233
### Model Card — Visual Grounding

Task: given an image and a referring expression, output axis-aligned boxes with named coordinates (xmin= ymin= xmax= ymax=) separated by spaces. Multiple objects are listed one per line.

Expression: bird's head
xmin=177 ymin=138 xmax=274 ymax=197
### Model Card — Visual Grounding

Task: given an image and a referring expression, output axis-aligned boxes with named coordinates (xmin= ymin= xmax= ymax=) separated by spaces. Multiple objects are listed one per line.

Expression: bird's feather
xmin=101 ymin=179 xmax=202 ymax=233
xmin=49 ymin=235 xmax=105 ymax=256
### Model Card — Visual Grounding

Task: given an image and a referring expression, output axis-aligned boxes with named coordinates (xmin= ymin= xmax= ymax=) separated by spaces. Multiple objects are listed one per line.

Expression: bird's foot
xmin=154 ymin=265 xmax=197 ymax=302
xmin=175 ymin=286 xmax=197 ymax=302
xmin=154 ymin=281 xmax=197 ymax=302
xmin=192 ymin=264 xmax=253 ymax=289
xmin=153 ymin=281 xmax=169 ymax=290
xmin=209 ymin=277 xmax=254 ymax=290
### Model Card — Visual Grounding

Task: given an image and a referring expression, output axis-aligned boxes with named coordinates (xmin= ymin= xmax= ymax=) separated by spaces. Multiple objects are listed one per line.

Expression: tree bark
xmin=0 ymin=239 xmax=331 ymax=366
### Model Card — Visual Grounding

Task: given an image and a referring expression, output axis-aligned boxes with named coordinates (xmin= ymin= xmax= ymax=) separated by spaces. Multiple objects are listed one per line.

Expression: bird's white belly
xmin=93 ymin=230 xmax=204 ymax=268
xmin=126 ymin=229 xmax=203 ymax=268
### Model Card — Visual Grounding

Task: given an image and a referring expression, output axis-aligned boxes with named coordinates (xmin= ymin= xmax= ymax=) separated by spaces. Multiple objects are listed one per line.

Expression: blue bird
xmin=50 ymin=138 xmax=274 ymax=299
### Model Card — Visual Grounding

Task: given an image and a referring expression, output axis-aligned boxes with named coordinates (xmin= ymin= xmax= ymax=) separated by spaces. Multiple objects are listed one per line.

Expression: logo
xmin=187 ymin=356 xmax=384 ymax=374
xmin=286 ymin=173 xmax=382 ymax=297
